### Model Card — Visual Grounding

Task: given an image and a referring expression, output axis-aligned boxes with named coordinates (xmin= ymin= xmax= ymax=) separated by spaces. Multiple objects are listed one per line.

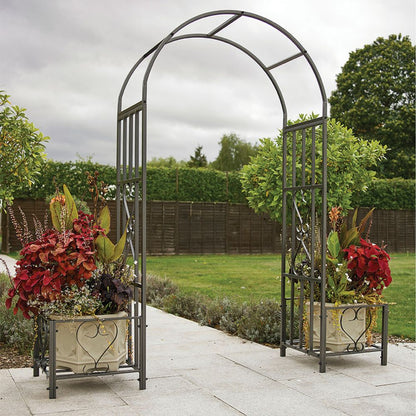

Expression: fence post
xmin=1 ymin=209 xmax=9 ymax=253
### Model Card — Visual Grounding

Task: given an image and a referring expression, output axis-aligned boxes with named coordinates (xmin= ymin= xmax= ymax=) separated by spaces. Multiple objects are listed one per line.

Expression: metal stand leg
xmin=280 ymin=301 xmax=286 ymax=357
xmin=48 ymin=320 xmax=57 ymax=399
xmin=139 ymin=314 xmax=146 ymax=390
xmin=33 ymin=316 xmax=40 ymax=377
xmin=319 ymin=306 xmax=327 ymax=373
xmin=381 ymin=305 xmax=388 ymax=366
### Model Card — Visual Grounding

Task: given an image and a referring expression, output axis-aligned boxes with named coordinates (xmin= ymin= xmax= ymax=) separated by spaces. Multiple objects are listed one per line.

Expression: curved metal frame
xmin=116 ymin=10 xmax=328 ymax=386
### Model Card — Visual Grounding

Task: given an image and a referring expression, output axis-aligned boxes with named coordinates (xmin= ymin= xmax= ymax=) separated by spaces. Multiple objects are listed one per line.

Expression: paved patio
xmin=0 ymin=254 xmax=415 ymax=415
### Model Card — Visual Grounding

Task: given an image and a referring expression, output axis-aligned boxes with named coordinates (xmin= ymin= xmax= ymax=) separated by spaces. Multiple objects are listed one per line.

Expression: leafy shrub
xmin=0 ymin=272 xmax=33 ymax=353
xmin=146 ymin=274 xmax=179 ymax=307
xmin=162 ymin=291 xmax=208 ymax=322
xmin=236 ymin=299 xmax=281 ymax=344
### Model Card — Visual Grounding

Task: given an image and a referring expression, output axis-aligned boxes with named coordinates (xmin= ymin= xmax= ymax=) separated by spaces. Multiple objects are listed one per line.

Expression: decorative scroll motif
xmin=122 ymin=193 xmax=136 ymax=256
xmin=76 ymin=320 xmax=119 ymax=373
xmin=340 ymin=306 xmax=372 ymax=352
xmin=291 ymin=193 xmax=312 ymax=276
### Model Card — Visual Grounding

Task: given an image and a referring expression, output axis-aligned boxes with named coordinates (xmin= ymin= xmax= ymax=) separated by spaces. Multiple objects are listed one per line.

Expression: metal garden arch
xmin=116 ymin=10 xmax=329 ymax=387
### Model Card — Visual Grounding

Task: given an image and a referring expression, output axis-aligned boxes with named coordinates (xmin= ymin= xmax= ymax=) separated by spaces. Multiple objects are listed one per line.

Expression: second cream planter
xmin=306 ymin=302 xmax=368 ymax=352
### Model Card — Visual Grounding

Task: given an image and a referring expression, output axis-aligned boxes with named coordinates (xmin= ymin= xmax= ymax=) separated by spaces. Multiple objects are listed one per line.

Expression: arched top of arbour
xmin=116 ymin=11 xmax=330 ymax=387
xmin=117 ymin=9 xmax=328 ymax=123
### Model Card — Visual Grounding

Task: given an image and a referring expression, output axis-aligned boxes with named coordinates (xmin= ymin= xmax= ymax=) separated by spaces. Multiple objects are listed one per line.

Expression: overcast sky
xmin=1 ymin=0 xmax=414 ymax=165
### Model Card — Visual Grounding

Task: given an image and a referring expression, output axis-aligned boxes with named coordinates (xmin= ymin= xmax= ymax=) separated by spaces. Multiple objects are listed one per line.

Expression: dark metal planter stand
xmin=33 ymin=311 xmax=142 ymax=399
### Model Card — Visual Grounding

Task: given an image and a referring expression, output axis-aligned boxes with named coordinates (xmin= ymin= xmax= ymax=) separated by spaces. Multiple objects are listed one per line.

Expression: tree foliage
xmin=240 ymin=116 xmax=387 ymax=222
xmin=0 ymin=92 xmax=49 ymax=208
xmin=329 ymin=34 xmax=415 ymax=178
xmin=187 ymin=145 xmax=208 ymax=168
xmin=211 ymin=133 xmax=258 ymax=171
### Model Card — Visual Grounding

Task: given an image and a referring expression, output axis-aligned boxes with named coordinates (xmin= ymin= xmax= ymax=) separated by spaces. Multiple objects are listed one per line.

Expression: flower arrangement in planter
xmin=303 ymin=206 xmax=392 ymax=352
xmin=5 ymin=174 xmax=133 ymax=373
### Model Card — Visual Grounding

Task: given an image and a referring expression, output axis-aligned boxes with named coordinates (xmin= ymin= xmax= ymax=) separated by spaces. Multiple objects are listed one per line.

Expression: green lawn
xmin=381 ymin=253 xmax=415 ymax=339
xmin=146 ymin=253 xmax=415 ymax=339
xmin=147 ymin=254 xmax=281 ymax=302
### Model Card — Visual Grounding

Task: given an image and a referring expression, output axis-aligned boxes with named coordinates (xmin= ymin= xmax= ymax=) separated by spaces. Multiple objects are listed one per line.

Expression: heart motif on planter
xmin=339 ymin=306 xmax=372 ymax=352
xmin=75 ymin=319 xmax=119 ymax=372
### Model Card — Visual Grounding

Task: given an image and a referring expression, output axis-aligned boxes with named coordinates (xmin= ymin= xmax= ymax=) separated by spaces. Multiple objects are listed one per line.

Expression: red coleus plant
xmin=344 ymin=238 xmax=392 ymax=295
xmin=6 ymin=182 xmax=129 ymax=319
xmin=6 ymin=211 xmax=102 ymax=319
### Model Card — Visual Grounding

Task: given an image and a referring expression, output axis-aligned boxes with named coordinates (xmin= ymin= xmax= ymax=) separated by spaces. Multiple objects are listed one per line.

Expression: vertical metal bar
xmin=301 ymin=128 xmax=306 ymax=187
xmin=289 ymin=130 xmax=297 ymax=344
xmin=298 ymin=128 xmax=306 ymax=347
xmin=319 ymin=118 xmax=328 ymax=373
xmin=128 ymin=115 xmax=134 ymax=180
xmin=49 ymin=320 xmax=57 ymax=399
xmin=280 ymin=128 xmax=287 ymax=356
xmin=128 ymin=114 xmax=136 ymax=366
xmin=122 ymin=118 xmax=128 ymax=233
xmin=299 ymin=279 xmax=304 ymax=348
xmin=139 ymin=100 xmax=147 ymax=390
xmin=309 ymin=126 xmax=316 ymax=352
xmin=381 ymin=304 xmax=389 ymax=365
xmin=134 ymin=111 xmax=140 ymax=370
xmin=116 ymin=119 xmax=122 ymax=240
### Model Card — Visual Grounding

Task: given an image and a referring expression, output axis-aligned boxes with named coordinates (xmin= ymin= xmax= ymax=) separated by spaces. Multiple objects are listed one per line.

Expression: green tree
xmin=240 ymin=116 xmax=387 ymax=223
xmin=0 ymin=92 xmax=49 ymax=208
xmin=187 ymin=145 xmax=207 ymax=168
xmin=329 ymin=34 xmax=415 ymax=178
xmin=211 ymin=133 xmax=258 ymax=171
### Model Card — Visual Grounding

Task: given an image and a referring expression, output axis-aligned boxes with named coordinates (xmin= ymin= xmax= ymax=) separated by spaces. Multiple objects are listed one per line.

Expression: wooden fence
xmin=2 ymin=200 xmax=414 ymax=254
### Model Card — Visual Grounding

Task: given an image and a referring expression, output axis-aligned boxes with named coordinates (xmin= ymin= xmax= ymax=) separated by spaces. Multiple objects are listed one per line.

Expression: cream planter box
xmin=306 ymin=302 xmax=367 ymax=352
xmin=51 ymin=311 xmax=128 ymax=374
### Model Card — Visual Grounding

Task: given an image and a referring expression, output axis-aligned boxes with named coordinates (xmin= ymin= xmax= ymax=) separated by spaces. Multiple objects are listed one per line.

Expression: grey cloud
xmin=1 ymin=0 xmax=414 ymax=165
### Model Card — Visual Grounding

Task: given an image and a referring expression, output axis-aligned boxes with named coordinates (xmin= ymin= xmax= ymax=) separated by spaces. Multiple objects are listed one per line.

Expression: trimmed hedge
xmin=14 ymin=160 xmax=414 ymax=209
xmin=351 ymin=178 xmax=415 ymax=210
xmin=14 ymin=160 xmax=245 ymax=203
xmin=14 ymin=160 xmax=117 ymax=201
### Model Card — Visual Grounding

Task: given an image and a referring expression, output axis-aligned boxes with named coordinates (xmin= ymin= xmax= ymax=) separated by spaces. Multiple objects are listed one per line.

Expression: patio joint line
xmin=213 ymin=394 xmax=248 ymax=416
